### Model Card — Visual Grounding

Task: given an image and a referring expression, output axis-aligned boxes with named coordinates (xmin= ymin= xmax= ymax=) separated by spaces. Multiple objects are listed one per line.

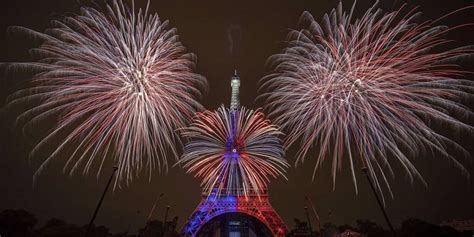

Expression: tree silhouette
xmin=400 ymin=218 xmax=468 ymax=237
xmin=0 ymin=209 xmax=37 ymax=237
xmin=356 ymin=219 xmax=385 ymax=237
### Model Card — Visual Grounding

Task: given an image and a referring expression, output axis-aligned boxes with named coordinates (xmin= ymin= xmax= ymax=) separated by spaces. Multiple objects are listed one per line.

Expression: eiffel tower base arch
xmin=182 ymin=190 xmax=287 ymax=237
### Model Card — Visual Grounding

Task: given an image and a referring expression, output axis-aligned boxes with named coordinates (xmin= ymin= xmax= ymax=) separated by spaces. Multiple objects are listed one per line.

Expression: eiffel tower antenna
xmin=230 ymin=69 xmax=240 ymax=111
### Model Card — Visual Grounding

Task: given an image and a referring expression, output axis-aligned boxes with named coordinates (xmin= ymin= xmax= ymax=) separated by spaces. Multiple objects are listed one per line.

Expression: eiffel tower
xmin=181 ymin=71 xmax=287 ymax=237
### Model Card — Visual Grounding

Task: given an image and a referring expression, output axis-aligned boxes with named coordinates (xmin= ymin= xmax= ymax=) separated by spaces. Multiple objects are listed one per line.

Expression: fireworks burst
xmin=178 ymin=106 xmax=289 ymax=196
xmin=259 ymin=2 xmax=474 ymax=197
xmin=6 ymin=0 xmax=206 ymax=185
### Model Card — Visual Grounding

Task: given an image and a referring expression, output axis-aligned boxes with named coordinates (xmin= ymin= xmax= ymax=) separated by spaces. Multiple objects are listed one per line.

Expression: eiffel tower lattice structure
xmin=180 ymin=70 xmax=288 ymax=236
xmin=182 ymin=189 xmax=287 ymax=237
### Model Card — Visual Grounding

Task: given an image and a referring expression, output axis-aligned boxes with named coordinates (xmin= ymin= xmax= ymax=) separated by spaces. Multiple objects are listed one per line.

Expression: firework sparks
xmin=178 ymin=106 xmax=289 ymax=196
xmin=259 ymin=2 xmax=474 ymax=197
xmin=6 ymin=0 xmax=206 ymax=185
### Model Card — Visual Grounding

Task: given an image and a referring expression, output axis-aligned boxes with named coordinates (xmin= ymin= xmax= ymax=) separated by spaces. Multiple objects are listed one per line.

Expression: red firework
xmin=178 ymin=106 xmax=289 ymax=196
xmin=6 ymin=0 xmax=207 ymax=185
xmin=260 ymin=2 xmax=474 ymax=198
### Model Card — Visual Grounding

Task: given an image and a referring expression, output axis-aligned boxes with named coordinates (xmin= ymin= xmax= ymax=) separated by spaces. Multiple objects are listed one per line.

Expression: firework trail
xmin=6 ymin=0 xmax=206 ymax=185
xmin=259 ymin=2 xmax=474 ymax=198
xmin=178 ymin=106 xmax=289 ymax=196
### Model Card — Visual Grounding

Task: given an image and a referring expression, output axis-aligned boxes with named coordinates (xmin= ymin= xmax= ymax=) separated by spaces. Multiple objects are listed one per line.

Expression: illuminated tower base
xmin=182 ymin=189 xmax=287 ymax=237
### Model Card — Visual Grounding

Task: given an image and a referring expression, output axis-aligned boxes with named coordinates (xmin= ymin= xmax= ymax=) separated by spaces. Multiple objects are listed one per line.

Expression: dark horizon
xmin=0 ymin=208 xmax=471 ymax=237
xmin=1 ymin=0 xmax=473 ymax=234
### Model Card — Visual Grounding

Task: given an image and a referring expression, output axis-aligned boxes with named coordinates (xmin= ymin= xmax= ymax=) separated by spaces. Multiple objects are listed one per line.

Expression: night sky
xmin=1 ymin=0 xmax=473 ymax=234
